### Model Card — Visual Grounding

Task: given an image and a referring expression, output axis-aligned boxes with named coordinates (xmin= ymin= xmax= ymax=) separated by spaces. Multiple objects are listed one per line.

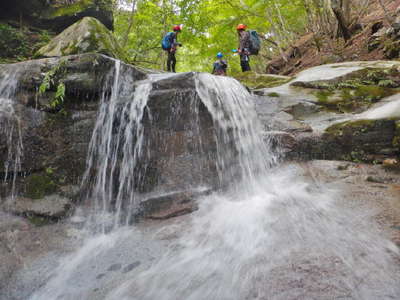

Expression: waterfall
xmin=0 ymin=66 xmax=24 ymax=200
xmin=26 ymin=62 xmax=400 ymax=300
xmin=81 ymin=60 xmax=153 ymax=229
xmin=104 ymin=73 xmax=400 ymax=300
xmin=82 ymin=64 xmax=273 ymax=230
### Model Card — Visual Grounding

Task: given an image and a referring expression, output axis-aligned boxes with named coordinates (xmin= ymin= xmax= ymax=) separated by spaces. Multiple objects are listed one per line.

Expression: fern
xmin=38 ymin=59 xmax=67 ymax=111
xmin=378 ymin=79 xmax=395 ymax=87
xmin=50 ymin=83 xmax=66 ymax=109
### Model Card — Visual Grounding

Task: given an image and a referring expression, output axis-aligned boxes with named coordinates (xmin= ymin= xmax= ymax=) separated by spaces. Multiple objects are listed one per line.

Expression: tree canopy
xmin=113 ymin=0 xmax=383 ymax=73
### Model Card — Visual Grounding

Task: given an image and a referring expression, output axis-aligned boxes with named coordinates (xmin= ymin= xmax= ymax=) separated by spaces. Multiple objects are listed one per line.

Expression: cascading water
xmin=81 ymin=62 xmax=222 ymax=230
xmin=26 ymin=62 xmax=400 ymax=300
xmin=0 ymin=66 xmax=24 ymax=200
xmin=81 ymin=60 xmax=153 ymax=229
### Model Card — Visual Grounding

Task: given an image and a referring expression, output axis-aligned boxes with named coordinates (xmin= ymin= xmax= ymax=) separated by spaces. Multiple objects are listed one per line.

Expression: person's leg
xmin=243 ymin=60 xmax=251 ymax=72
xmin=171 ymin=53 xmax=177 ymax=73
xmin=167 ymin=51 xmax=173 ymax=72
xmin=240 ymin=54 xmax=251 ymax=72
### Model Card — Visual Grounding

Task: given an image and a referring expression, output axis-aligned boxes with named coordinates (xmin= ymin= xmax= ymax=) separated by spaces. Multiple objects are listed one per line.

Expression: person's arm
xmin=172 ymin=33 xmax=182 ymax=47
xmin=171 ymin=33 xmax=177 ymax=48
xmin=222 ymin=60 xmax=228 ymax=70
xmin=244 ymin=31 xmax=251 ymax=49
xmin=238 ymin=32 xmax=242 ymax=52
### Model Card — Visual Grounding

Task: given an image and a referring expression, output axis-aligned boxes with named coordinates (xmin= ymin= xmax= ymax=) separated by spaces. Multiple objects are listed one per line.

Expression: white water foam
xmin=25 ymin=68 xmax=400 ymax=300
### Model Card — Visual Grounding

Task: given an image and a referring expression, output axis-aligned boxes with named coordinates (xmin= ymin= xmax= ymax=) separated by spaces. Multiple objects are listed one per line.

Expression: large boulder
xmin=0 ymin=0 xmax=113 ymax=33
xmin=0 ymin=54 xmax=235 ymax=221
xmin=35 ymin=17 xmax=124 ymax=59
xmin=0 ymin=54 xmax=147 ymax=220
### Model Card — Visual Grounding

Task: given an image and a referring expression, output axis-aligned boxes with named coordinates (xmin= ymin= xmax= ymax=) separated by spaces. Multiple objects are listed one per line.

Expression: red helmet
xmin=236 ymin=24 xmax=247 ymax=30
xmin=173 ymin=25 xmax=182 ymax=32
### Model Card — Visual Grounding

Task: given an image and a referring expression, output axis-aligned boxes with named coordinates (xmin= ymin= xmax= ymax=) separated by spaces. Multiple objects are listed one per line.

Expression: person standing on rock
xmin=162 ymin=25 xmax=183 ymax=73
xmin=212 ymin=52 xmax=228 ymax=76
xmin=236 ymin=24 xmax=251 ymax=72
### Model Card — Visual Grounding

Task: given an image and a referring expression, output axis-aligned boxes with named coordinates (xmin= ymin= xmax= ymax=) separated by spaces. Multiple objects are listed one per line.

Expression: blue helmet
xmin=216 ymin=52 xmax=223 ymax=58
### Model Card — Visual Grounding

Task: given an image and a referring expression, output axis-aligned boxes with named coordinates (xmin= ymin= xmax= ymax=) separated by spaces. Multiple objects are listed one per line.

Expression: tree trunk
xmin=121 ymin=0 xmax=138 ymax=49
xmin=331 ymin=0 xmax=352 ymax=41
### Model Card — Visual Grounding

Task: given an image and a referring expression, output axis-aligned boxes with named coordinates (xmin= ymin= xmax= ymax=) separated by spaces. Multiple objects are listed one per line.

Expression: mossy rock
xmin=35 ymin=17 xmax=125 ymax=60
xmin=0 ymin=0 xmax=113 ymax=33
xmin=25 ymin=174 xmax=57 ymax=199
xmin=325 ymin=119 xmax=384 ymax=137
xmin=393 ymin=120 xmax=400 ymax=148
xmin=324 ymin=119 xmax=398 ymax=162
xmin=384 ymin=39 xmax=400 ymax=59
xmin=232 ymin=71 xmax=291 ymax=89
xmin=315 ymin=85 xmax=397 ymax=113
xmin=267 ymin=92 xmax=280 ymax=97
xmin=42 ymin=0 xmax=113 ymax=31
xmin=295 ymin=67 xmax=400 ymax=113
xmin=26 ymin=215 xmax=51 ymax=226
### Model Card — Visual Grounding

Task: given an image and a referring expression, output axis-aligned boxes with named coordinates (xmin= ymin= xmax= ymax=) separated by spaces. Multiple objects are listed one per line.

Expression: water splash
xmin=0 ymin=66 xmax=24 ymax=200
xmin=103 ymin=74 xmax=400 ymax=300
xmin=26 ymin=68 xmax=400 ymax=300
xmin=82 ymin=60 xmax=155 ymax=230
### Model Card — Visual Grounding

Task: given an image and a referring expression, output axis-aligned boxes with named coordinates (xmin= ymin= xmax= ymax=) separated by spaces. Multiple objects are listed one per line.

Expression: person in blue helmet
xmin=212 ymin=52 xmax=228 ymax=76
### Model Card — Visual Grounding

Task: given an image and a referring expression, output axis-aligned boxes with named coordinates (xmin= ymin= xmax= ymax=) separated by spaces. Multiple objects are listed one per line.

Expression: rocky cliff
xmin=0 ymin=0 xmax=114 ymax=32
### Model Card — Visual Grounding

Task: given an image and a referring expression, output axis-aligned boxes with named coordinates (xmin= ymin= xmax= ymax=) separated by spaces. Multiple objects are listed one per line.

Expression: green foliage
xmin=378 ymin=79 xmax=396 ymax=87
xmin=0 ymin=22 xmax=55 ymax=63
xmin=39 ymin=60 xmax=67 ymax=112
xmin=52 ymin=83 xmax=66 ymax=109
xmin=114 ymin=0 xmax=308 ymax=72
xmin=0 ymin=23 xmax=30 ymax=59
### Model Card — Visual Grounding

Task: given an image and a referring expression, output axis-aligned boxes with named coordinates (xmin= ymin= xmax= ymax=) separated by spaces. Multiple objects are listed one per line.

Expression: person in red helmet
xmin=236 ymin=24 xmax=251 ymax=72
xmin=162 ymin=25 xmax=183 ymax=73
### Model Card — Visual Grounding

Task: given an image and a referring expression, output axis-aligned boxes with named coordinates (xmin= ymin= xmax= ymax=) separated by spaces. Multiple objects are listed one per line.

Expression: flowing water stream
xmin=2 ymin=61 xmax=400 ymax=299
xmin=0 ymin=66 xmax=24 ymax=200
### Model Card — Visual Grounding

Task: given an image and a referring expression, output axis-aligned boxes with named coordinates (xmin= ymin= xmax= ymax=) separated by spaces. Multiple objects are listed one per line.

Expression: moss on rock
xmin=325 ymin=119 xmax=379 ymax=137
xmin=267 ymin=92 xmax=280 ymax=97
xmin=298 ymin=67 xmax=400 ymax=113
xmin=47 ymin=0 xmax=93 ymax=18
xmin=232 ymin=71 xmax=291 ymax=89
xmin=324 ymin=119 xmax=397 ymax=163
xmin=27 ymin=215 xmax=51 ymax=226
xmin=393 ymin=120 xmax=400 ymax=148
xmin=35 ymin=17 xmax=125 ymax=60
xmin=25 ymin=174 xmax=57 ymax=199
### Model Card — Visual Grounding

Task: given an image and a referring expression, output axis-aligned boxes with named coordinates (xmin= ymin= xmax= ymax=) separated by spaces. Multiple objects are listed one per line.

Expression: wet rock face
xmin=255 ymin=61 xmax=400 ymax=164
xmin=0 ymin=54 xmax=148 ymax=220
xmin=144 ymin=73 xmax=218 ymax=192
xmin=283 ymin=119 xmax=399 ymax=163
xmin=0 ymin=0 xmax=114 ymax=33
xmin=0 ymin=56 xmax=223 ymax=221
xmin=323 ymin=119 xmax=398 ymax=162
xmin=81 ymin=71 xmax=223 ymax=221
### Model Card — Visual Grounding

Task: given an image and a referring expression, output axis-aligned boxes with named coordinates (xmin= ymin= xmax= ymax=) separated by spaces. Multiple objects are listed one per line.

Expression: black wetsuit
xmin=166 ymin=32 xmax=180 ymax=73
xmin=238 ymin=30 xmax=251 ymax=72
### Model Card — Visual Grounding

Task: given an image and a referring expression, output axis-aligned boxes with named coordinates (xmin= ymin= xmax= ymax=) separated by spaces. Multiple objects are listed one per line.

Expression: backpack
xmin=249 ymin=30 xmax=261 ymax=55
xmin=162 ymin=32 xmax=174 ymax=50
